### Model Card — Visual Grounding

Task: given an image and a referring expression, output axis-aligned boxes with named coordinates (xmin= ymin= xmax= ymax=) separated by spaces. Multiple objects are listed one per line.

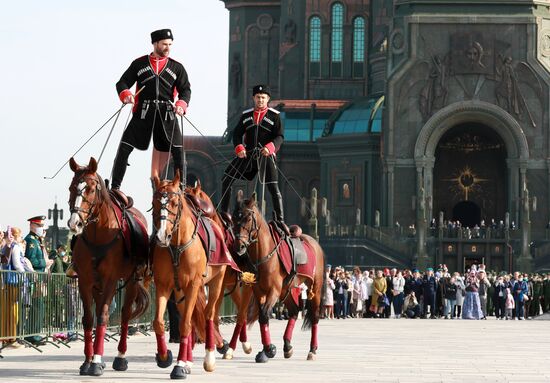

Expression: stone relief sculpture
xmin=419 ymin=54 xmax=450 ymax=121
xmin=230 ymin=53 xmax=242 ymax=98
xmin=494 ymin=54 xmax=540 ymax=128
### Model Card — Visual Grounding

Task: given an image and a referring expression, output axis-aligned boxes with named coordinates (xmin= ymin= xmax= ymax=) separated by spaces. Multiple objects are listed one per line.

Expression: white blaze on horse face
xmin=156 ymin=195 xmax=169 ymax=244
xmin=68 ymin=181 xmax=86 ymax=232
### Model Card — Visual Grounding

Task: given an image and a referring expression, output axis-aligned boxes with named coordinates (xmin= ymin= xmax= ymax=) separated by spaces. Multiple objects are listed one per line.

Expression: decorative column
xmin=518 ymin=184 xmax=535 ymax=272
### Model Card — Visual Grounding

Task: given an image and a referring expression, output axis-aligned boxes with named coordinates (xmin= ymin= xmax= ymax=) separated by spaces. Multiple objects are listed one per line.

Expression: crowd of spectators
xmin=321 ymin=264 xmax=550 ymax=321
xmin=0 ymin=221 xmax=76 ymax=350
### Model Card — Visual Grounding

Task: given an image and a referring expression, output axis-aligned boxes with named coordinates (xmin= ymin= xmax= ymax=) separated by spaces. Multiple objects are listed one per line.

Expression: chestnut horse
xmin=186 ymin=181 xmax=254 ymax=360
xmin=67 ymin=157 xmax=150 ymax=376
xmin=232 ymin=193 xmax=325 ymax=362
xmin=151 ymin=170 xmax=230 ymax=378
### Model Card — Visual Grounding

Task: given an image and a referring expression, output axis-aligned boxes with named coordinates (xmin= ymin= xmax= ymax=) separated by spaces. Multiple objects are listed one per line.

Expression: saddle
xmin=286 ymin=225 xmax=308 ymax=266
xmin=108 ymin=190 xmax=148 ymax=263
xmin=110 ymin=189 xmax=134 ymax=210
xmin=186 ymin=194 xmax=215 ymax=218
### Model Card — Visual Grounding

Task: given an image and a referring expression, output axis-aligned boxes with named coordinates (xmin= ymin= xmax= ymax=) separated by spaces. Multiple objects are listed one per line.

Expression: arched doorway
xmin=433 ymin=122 xmax=507 ymax=227
xmin=452 ymin=201 xmax=481 ymax=228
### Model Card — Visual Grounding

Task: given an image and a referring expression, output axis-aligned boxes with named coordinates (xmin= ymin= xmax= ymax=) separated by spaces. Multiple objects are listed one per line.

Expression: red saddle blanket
xmin=196 ymin=215 xmax=240 ymax=272
xmin=111 ymin=203 xmax=149 ymax=263
xmin=269 ymin=222 xmax=317 ymax=282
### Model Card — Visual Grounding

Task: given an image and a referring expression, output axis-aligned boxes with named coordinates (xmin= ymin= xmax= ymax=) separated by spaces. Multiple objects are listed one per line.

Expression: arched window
xmin=309 ymin=16 xmax=321 ymax=78
xmin=331 ymin=3 xmax=344 ymax=77
xmin=353 ymin=17 xmax=365 ymax=77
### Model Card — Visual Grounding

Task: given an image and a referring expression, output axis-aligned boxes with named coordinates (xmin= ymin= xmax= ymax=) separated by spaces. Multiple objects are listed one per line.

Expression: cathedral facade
xmin=184 ymin=0 xmax=550 ymax=272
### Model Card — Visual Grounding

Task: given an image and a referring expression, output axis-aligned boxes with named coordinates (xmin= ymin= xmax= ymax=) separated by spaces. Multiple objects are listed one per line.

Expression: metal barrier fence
xmin=0 ymin=270 xmax=236 ymax=351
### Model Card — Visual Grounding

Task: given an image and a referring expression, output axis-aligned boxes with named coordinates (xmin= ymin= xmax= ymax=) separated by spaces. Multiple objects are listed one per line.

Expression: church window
xmin=309 ymin=16 xmax=321 ymax=78
xmin=353 ymin=16 xmax=365 ymax=77
xmin=331 ymin=3 xmax=344 ymax=77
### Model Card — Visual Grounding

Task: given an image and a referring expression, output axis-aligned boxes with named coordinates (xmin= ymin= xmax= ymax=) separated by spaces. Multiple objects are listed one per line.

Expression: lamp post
xmin=48 ymin=201 xmax=63 ymax=251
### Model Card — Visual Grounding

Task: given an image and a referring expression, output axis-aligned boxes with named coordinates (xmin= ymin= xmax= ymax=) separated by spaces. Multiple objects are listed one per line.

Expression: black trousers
xmin=220 ymin=154 xmax=283 ymax=221
xmin=111 ymin=142 xmax=184 ymax=190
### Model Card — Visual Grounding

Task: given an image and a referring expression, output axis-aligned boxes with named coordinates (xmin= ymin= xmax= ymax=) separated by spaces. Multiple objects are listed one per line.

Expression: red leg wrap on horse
xmin=229 ymin=323 xmax=243 ymax=350
xmin=206 ymin=320 xmax=215 ymax=351
xmin=156 ymin=333 xmax=168 ymax=357
xmin=260 ymin=323 xmax=271 ymax=346
xmin=239 ymin=320 xmax=247 ymax=342
xmin=187 ymin=334 xmax=193 ymax=362
xmin=177 ymin=335 xmax=189 ymax=362
xmin=284 ymin=317 xmax=297 ymax=342
xmin=118 ymin=322 xmax=129 ymax=353
xmin=84 ymin=329 xmax=93 ymax=359
xmin=93 ymin=325 xmax=106 ymax=355
xmin=310 ymin=323 xmax=318 ymax=350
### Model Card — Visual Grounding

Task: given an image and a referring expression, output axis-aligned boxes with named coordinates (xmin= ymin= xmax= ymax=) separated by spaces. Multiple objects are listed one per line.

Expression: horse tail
xmin=129 ymin=280 xmax=151 ymax=321
xmin=192 ymin=287 xmax=207 ymax=342
xmin=302 ymin=239 xmax=325 ymax=331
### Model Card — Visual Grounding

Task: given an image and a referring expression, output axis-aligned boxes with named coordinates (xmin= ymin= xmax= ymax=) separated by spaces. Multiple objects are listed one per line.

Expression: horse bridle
xmin=152 ymin=189 xmax=183 ymax=242
xmin=234 ymin=207 xmax=260 ymax=251
xmin=69 ymin=175 xmax=103 ymax=227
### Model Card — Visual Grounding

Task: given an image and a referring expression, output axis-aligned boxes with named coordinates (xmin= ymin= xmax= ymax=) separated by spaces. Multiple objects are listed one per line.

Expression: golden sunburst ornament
xmin=443 ymin=166 xmax=489 ymax=200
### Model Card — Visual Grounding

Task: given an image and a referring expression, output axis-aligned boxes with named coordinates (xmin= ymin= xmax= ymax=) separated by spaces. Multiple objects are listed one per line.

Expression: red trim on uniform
xmin=235 ymin=144 xmax=245 ymax=154
xmin=265 ymin=142 xmax=275 ymax=154
xmin=119 ymin=89 xmax=133 ymax=103
xmin=149 ymin=54 xmax=168 ymax=75
xmin=175 ymin=100 xmax=187 ymax=112
xmin=253 ymin=107 xmax=268 ymax=125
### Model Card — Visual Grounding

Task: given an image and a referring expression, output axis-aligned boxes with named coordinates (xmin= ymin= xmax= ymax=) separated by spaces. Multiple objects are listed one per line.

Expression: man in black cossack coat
xmin=220 ymin=85 xmax=286 ymax=226
xmin=111 ymin=28 xmax=190 ymax=190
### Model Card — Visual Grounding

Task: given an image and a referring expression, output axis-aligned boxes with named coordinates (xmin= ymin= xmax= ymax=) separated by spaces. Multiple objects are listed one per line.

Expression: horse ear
xmin=195 ymin=179 xmax=201 ymax=190
xmin=152 ymin=176 xmax=160 ymax=191
xmin=88 ymin=157 xmax=98 ymax=173
xmin=69 ymin=157 xmax=78 ymax=172
xmin=174 ymin=168 xmax=181 ymax=186
xmin=250 ymin=192 xmax=257 ymax=204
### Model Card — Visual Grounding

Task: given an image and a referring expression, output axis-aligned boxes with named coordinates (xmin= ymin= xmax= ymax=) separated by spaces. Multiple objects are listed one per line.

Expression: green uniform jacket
xmin=24 ymin=232 xmax=46 ymax=272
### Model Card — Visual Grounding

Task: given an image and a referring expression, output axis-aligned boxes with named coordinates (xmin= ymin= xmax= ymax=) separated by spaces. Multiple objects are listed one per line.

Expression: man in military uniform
xmin=220 ymin=84 xmax=286 ymax=227
xmin=24 ymin=215 xmax=49 ymax=345
xmin=111 ymin=28 xmax=190 ymax=190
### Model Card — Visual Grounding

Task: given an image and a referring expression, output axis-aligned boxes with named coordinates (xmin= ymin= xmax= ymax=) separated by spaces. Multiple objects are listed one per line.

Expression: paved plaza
xmin=1 ymin=316 xmax=549 ymax=383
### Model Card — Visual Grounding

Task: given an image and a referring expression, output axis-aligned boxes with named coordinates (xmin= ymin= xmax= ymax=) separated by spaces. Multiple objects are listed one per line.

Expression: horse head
xmin=152 ymin=169 xmax=183 ymax=246
xmin=232 ymin=191 xmax=262 ymax=256
xmin=67 ymin=157 xmax=106 ymax=234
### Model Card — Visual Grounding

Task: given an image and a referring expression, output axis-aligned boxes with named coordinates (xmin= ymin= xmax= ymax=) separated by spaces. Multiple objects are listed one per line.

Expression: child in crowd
xmin=505 ymin=287 xmax=515 ymax=320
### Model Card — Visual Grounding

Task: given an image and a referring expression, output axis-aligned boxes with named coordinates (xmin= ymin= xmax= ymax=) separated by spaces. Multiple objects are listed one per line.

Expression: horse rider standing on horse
xmin=220 ymin=85 xmax=287 ymax=231
xmin=111 ymin=28 xmax=190 ymax=191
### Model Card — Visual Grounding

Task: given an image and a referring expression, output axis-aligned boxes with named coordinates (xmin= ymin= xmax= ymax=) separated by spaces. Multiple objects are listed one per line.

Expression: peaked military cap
xmin=151 ymin=29 xmax=174 ymax=44
xmin=28 ymin=215 xmax=46 ymax=224
xmin=252 ymin=84 xmax=271 ymax=97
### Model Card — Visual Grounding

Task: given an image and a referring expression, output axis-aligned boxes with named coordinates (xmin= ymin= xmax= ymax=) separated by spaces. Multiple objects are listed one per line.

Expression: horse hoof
xmin=242 ymin=341 xmax=252 ymax=354
xmin=216 ymin=340 xmax=229 ymax=355
xmin=265 ymin=344 xmax=277 ymax=359
xmin=222 ymin=348 xmax=234 ymax=360
xmin=156 ymin=349 xmax=173 ymax=368
xmin=284 ymin=346 xmax=293 ymax=359
xmin=255 ymin=351 xmax=269 ymax=363
xmin=203 ymin=350 xmax=216 ymax=372
xmin=112 ymin=356 xmax=128 ymax=371
xmin=170 ymin=365 xmax=187 ymax=380
xmin=89 ymin=362 xmax=104 ymax=376
xmin=307 ymin=351 xmax=316 ymax=361
xmin=79 ymin=361 xmax=91 ymax=376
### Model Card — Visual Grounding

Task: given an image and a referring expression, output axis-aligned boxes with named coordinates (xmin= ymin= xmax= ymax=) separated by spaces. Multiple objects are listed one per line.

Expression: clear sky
xmin=0 ymin=1 xmax=229 ymax=232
